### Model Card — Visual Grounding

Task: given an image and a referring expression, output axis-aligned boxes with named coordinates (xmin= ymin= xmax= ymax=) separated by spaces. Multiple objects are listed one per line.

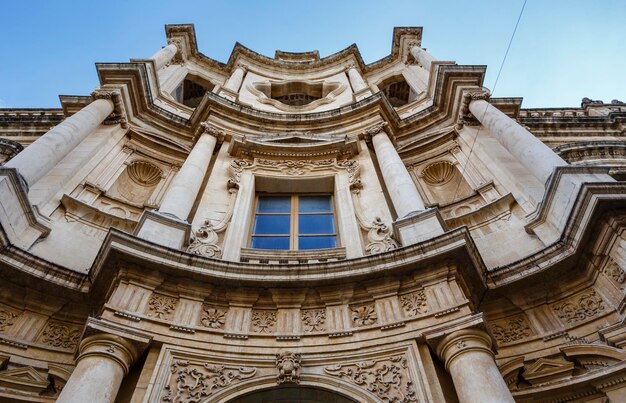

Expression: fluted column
xmin=469 ymin=97 xmax=567 ymax=183
xmin=223 ymin=65 xmax=246 ymax=93
xmin=346 ymin=65 xmax=368 ymax=93
xmin=57 ymin=334 xmax=139 ymax=403
xmin=410 ymin=45 xmax=436 ymax=72
xmin=437 ymin=329 xmax=514 ymax=403
xmin=158 ymin=123 xmax=223 ymax=220
xmin=5 ymin=96 xmax=114 ymax=187
xmin=150 ymin=42 xmax=179 ymax=70
xmin=368 ymin=123 xmax=425 ymax=218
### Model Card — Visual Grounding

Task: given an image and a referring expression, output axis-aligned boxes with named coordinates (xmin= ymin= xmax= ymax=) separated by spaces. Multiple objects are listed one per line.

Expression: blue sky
xmin=0 ymin=0 xmax=624 ymax=109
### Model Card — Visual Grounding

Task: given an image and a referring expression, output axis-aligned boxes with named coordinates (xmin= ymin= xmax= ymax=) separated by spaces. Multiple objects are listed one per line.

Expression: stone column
xmin=346 ymin=65 xmax=368 ymax=93
xmin=223 ymin=65 xmax=246 ymax=93
xmin=368 ymin=124 xmax=426 ymax=218
xmin=469 ymin=96 xmax=567 ymax=184
xmin=150 ymin=43 xmax=179 ymax=70
xmin=57 ymin=334 xmax=139 ymax=403
xmin=158 ymin=123 xmax=223 ymax=220
xmin=5 ymin=96 xmax=114 ymax=187
xmin=437 ymin=329 xmax=514 ymax=403
xmin=410 ymin=45 xmax=436 ymax=72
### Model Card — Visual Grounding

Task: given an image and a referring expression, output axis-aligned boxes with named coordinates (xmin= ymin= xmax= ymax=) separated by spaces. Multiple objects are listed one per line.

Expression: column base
xmin=134 ymin=210 xmax=191 ymax=250
xmin=353 ymin=87 xmax=373 ymax=102
xmin=393 ymin=208 xmax=446 ymax=246
xmin=218 ymin=87 xmax=238 ymax=102
xmin=0 ymin=168 xmax=51 ymax=250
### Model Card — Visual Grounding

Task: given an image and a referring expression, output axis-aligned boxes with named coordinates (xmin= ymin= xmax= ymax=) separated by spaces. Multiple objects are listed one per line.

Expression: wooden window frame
xmin=249 ymin=193 xmax=340 ymax=250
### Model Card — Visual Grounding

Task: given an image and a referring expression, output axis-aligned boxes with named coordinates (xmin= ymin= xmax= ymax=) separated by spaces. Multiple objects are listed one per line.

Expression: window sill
xmin=240 ymin=247 xmax=346 ymax=264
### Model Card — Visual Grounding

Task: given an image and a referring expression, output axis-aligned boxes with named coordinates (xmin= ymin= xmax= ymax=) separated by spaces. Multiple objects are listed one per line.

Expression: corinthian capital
xmin=362 ymin=121 xmax=389 ymax=141
xmin=200 ymin=122 xmax=226 ymax=141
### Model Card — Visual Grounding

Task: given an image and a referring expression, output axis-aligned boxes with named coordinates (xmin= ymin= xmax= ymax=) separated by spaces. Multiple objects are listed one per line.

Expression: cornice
xmin=164 ymin=24 xmax=422 ymax=75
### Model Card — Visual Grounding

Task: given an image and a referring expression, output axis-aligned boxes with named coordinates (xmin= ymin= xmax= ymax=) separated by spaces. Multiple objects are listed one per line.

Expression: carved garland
xmin=38 ymin=321 xmax=81 ymax=349
xmin=552 ymin=290 xmax=605 ymax=324
xmin=324 ymin=355 xmax=417 ymax=402
xmin=491 ymin=315 xmax=533 ymax=344
xmin=162 ymin=360 xmax=256 ymax=402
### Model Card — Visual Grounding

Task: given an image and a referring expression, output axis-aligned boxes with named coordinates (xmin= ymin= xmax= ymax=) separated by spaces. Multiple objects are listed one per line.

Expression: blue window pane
xmin=299 ymin=196 xmax=332 ymax=213
xmin=253 ymin=215 xmax=290 ymax=234
xmin=299 ymin=236 xmax=337 ymax=250
xmin=258 ymin=196 xmax=291 ymax=213
xmin=251 ymin=237 xmax=290 ymax=250
xmin=299 ymin=214 xmax=335 ymax=234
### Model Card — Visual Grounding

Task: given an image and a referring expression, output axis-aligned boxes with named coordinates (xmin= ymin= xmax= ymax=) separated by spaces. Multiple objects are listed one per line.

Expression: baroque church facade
xmin=0 ymin=24 xmax=626 ymax=402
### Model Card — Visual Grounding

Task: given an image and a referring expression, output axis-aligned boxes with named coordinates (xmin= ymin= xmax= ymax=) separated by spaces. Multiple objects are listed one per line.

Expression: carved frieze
xmin=38 ymin=321 xmax=81 ymax=349
xmin=491 ymin=315 xmax=533 ymax=344
xmin=256 ymin=159 xmax=334 ymax=176
xmin=199 ymin=306 xmax=227 ymax=329
xmin=324 ymin=355 xmax=417 ymax=402
xmin=162 ymin=359 xmax=256 ymax=402
xmin=147 ymin=294 xmax=178 ymax=321
xmin=275 ymin=351 xmax=301 ymax=384
xmin=301 ymin=308 xmax=326 ymax=333
xmin=552 ymin=290 xmax=605 ymax=324
xmin=0 ymin=306 xmax=20 ymax=332
xmin=251 ymin=310 xmax=276 ymax=333
xmin=604 ymin=258 xmax=625 ymax=284
xmin=399 ymin=290 xmax=428 ymax=317
xmin=351 ymin=304 xmax=378 ymax=327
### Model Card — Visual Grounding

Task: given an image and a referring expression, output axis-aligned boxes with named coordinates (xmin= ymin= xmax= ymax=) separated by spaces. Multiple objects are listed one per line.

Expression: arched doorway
xmin=228 ymin=385 xmax=357 ymax=403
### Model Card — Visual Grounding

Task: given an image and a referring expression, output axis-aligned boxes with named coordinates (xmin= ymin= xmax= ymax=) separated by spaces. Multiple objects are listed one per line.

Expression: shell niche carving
xmin=127 ymin=161 xmax=162 ymax=186
xmin=422 ymin=161 xmax=456 ymax=186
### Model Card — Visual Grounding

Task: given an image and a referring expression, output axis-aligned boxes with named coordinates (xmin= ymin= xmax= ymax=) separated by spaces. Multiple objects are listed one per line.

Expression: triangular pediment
xmin=522 ymin=358 xmax=575 ymax=385
xmin=0 ymin=366 xmax=50 ymax=393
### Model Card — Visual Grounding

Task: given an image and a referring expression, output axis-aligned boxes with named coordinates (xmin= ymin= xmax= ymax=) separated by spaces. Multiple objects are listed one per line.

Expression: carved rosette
xmin=399 ymin=290 xmax=428 ymax=317
xmin=491 ymin=315 xmax=533 ymax=344
xmin=351 ymin=304 xmax=378 ymax=327
xmin=147 ymin=294 xmax=178 ymax=320
xmin=162 ymin=359 xmax=256 ymax=402
xmin=251 ymin=310 xmax=276 ymax=333
xmin=38 ymin=321 xmax=81 ymax=349
xmin=552 ymin=290 xmax=605 ymax=324
xmin=275 ymin=351 xmax=301 ymax=384
xmin=324 ymin=355 xmax=417 ymax=402
xmin=301 ymin=309 xmax=326 ymax=333
xmin=199 ymin=306 xmax=227 ymax=329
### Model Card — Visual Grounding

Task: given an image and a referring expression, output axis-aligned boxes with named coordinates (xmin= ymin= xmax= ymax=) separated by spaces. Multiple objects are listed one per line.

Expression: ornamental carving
xmin=491 ymin=315 xmax=533 ymax=344
xmin=400 ymin=290 xmax=428 ymax=316
xmin=324 ymin=355 xmax=417 ymax=402
xmin=251 ymin=310 xmax=276 ymax=333
xmin=351 ymin=178 xmax=399 ymax=255
xmin=301 ymin=309 xmax=326 ymax=333
xmin=553 ymin=290 xmax=605 ymax=323
xmin=604 ymin=258 xmax=625 ymax=284
xmin=229 ymin=159 xmax=253 ymax=189
xmin=351 ymin=304 xmax=378 ymax=327
xmin=199 ymin=122 xmax=225 ymax=141
xmin=162 ymin=359 xmax=256 ymax=402
xmin=199 ymin=306 xmax=227 ymax=329
xmin=39 ymin=321 xmax=81 ymax=349
xmin=0 ymin=307 xmax=19 ymax=332
xmin=256 ymin=159 xmax=334 ymax=176
xmin=147 ymin=294 xmax=178 ymax=320
xmin=275 ymin=351 xmax=301 ymax=384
